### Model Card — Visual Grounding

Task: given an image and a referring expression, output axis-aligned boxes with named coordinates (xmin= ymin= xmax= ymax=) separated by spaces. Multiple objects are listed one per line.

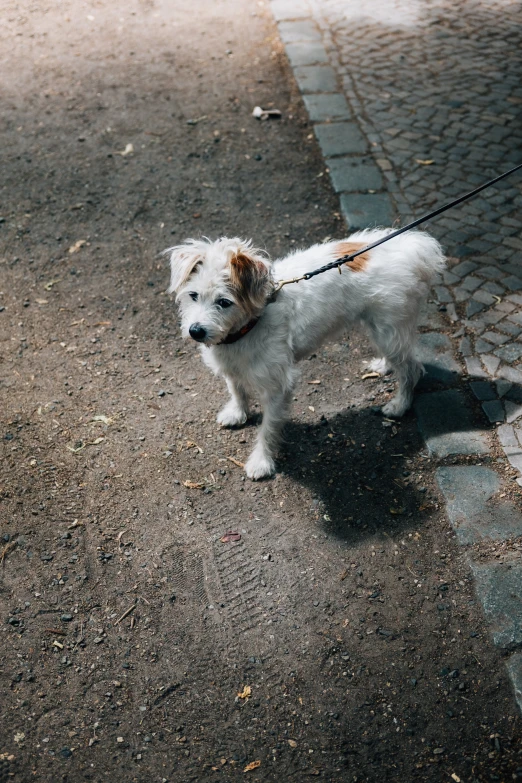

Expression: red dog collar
xmin=218 ymin=318 xmax=260 ymax=345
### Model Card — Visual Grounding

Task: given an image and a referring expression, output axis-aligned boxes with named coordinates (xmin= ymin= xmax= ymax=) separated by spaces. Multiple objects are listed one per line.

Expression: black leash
xmin=274 ymin=161 xmax=522 ymax=291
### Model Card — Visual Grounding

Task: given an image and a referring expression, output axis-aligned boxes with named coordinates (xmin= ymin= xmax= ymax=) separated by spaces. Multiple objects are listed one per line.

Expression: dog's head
xmin=167 ymin=237 xmax=273 ymax=346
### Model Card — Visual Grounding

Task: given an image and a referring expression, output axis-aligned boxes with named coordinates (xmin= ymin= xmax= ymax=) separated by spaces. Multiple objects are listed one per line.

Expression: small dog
xmin=167 ymin=230 xmax=445 ymax=479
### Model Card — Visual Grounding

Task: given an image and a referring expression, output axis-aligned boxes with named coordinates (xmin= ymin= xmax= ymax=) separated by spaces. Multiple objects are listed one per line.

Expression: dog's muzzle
xmin=189 ymin=323 xmax=207 ymax=343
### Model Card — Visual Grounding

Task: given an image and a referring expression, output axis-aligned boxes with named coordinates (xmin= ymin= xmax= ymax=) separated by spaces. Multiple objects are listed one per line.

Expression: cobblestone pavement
xmin=270 ymin=0 xmax=522 ymax=711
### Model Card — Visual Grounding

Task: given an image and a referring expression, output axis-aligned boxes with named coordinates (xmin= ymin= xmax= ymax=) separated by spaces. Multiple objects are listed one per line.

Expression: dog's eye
xmin=216 ymin=298 xmax=233 ymax=309
xmin=188 ymin=292 xmax=199 ymax=301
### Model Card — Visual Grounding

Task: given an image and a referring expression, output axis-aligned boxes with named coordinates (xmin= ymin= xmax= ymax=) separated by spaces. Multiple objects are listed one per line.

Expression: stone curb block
xmin=302 ymin=93 xmax=352 ymax=121
xmin=285 ymin=42 xmax=329 ymax=67
xmin=340 ymin=193 xmax=395 ymax=231
xmin=469 ymin=561 xmax=522 ymax=651
xmin=271 ymin=0 xmax=311 ymax=21
xmin=314 ymin=121 xmax=368 ymax=157
xmin=414 ymin=390 xmax=489 ymax=457
xmin=436 ymin=466 xmax=522 ymax=545
xmin=277 ymin=19 xmax=321 ymax=43
xmin=294 ymin=65 xmax=338 ymax=93
xmin=506 ymin=653 xmax=522 ymax=714
xmin=327 ymin=156 xmax=383 ymax=193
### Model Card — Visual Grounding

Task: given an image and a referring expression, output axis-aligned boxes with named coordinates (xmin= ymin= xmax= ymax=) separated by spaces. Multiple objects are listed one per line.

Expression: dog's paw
xmin=217 ymin=403 xmax=247 ymax=428
xmin=245 ymin=452 xmax=275 ymax=481
xmin=382 ymin=397 xmax=409 ymax=418
xmin=368 ymin=357 xmax=391 ymax=374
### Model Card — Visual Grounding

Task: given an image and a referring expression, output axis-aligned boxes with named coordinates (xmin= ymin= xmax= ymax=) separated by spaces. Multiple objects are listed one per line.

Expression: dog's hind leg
xmin=217 ymin=377 xmax=249 ymax=427
xmin=367 ymin=321 xmax=423 ymax=418
xmin=381 ymin=356 xmax=423 ymax=417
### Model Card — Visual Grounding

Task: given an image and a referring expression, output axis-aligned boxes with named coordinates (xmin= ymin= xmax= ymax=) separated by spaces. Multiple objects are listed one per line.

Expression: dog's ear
xmin=229 ymin=250 xmax=272 ymax=314
xmin=167 ymin=243 xmax=203 ymax=295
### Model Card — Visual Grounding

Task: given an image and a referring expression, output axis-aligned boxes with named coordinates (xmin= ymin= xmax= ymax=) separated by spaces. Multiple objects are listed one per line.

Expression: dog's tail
xmin=403 ymin=230 xmax=446 ymax=284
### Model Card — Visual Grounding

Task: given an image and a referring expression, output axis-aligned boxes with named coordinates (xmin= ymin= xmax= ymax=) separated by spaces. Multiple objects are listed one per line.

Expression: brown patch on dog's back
xmin=334 ymin=242 xmax=370 ymax=272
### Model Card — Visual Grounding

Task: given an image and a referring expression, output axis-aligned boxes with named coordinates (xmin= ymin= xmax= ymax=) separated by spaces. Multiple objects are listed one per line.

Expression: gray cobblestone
xmin=504 ymin=276 xmax=522 ymax=292
xmin=480 ymin=311 xmax=505 ymax=325
xmin=482 ymin=331 xmax=510 ymax=346
xmin=481 ymin=281 xmax=506 ymax=295
xmin=496 ymin=380 xmax=513 ymax=399
xmin=472 ymin=289 xmax=497 ymax=306
xmin=498 ymin=424 xmax=519 ymax=448
xmin=505 ymin=401 xmax=522 ymax=425
xmin=475 ymin=338 xmax=495 ymax=354
xmin=482 ymin=355 xmax=501 ymax=377
xmin=497 ymin=321 xmax=522 ymax=337
xmin=498 ymin=366 xmax=522 ymax=385
xmin=482 ymin=400 xmax=505 ymax=423
xmin=460 ymin=276 xmax=483 ymax=292
xmin=507 ymin=311 xmax=522 ymax=326
xmin=466 ymin=300 xmax=485 ymax=318
xmin=494 ymin=344 xmax=522 ymax=363
xmin=476 ymin=266 xmax=507 ymax=280
xmin=434 ymin=285 xmax=453 ymax=304
xmin=459 ymin=336 xmax=472 ymax=356
xmin=451 ymin=261 xmax=479 ymax=277
xmin=470 ymin=381 xmax=496 ymax=401
xmin=454 ymin=287 xmax=472 ymax=303
xmin=464 ymin=357 xmax=487 ymax=378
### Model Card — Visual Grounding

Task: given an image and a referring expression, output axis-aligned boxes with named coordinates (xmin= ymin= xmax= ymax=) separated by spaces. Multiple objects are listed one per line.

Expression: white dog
xmin=167 ymin=230 xmax=445 ymax=479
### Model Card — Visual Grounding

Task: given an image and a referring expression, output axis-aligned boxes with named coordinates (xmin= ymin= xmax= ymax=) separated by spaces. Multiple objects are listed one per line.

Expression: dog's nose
xmin=189 ymin=323 xmax=207 ymax=342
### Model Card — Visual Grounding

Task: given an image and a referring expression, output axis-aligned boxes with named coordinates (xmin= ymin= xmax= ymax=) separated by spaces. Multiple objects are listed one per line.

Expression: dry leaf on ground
xmin=183 ymin=480 xmax=205 ymax=490
xmin=68 ymin=239 xmax=87 ymax=254
xmin=243 ymin=760 xmax=261 ymax=772
xmin=220 ymin=532 xmax=241 ymax=543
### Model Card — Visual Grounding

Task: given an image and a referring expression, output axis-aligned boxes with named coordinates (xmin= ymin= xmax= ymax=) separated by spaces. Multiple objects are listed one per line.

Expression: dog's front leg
xmin=217 ymin=377 xmax=250 ymax=428
xmin=245 ymin=389 xmax=291 ymax=480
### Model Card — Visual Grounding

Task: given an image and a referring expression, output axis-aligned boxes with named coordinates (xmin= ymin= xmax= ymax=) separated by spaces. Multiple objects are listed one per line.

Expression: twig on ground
xmin=114 ymin=603 xmax=137 ymax=626
xmin=0 ymin=539 xmax=17 ymax=566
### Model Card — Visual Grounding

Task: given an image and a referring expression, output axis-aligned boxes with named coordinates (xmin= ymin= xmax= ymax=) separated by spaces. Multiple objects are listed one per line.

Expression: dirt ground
xmin=1 ymin=0 xmax=521 ymax=781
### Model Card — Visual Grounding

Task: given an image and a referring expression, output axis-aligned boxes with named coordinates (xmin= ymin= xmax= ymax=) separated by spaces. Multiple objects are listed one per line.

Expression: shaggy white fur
xmin=168 ymin=230 xmax=446 ymax=479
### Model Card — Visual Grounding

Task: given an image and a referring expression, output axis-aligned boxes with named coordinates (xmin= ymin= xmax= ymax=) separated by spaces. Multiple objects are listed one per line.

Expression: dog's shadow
xmin=276 ymin=405 xmax=429 ymax=543
xmin=273 ymin=360 xmax=520 ymax=543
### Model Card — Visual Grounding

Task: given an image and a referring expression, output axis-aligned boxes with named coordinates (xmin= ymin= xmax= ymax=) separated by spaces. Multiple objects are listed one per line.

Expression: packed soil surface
xmin=1 ymin=1 xmax=521 ymax=781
